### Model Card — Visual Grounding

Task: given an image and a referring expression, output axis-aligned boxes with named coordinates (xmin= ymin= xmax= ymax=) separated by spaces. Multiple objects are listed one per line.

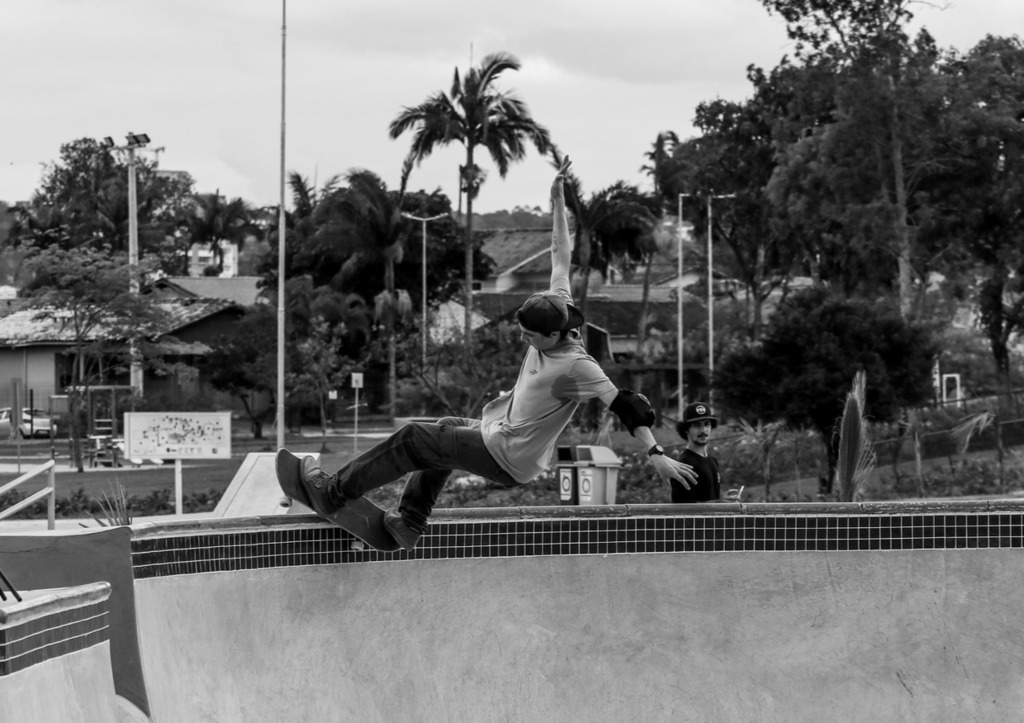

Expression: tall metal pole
xmin=707 ymin=195 xmax=714 ymax=404
xmin=402 ymin=212 xmax=447 ymax=369
xmin=706 ymin=193 xmax=735 ymax=408
xmin=127 ymin=144 xmax=143 ymax=393
xmin=127 ymin=146 xmax=139 ymax=295
xmin=276 ymin=0 xmax=287 ymax=451
xmin=676 ymin=194 xmax=684 ymax=418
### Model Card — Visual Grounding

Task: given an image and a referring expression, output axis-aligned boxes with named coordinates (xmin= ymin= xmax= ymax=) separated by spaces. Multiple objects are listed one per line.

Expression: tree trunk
xmin=888 ymin=76 xmax=914 ymax=320
xmin=635 ymin=251 xmax=653 ymax=358
xmin=577 ymin=229 xmax=591 ymax=317
xmin=463 ymin=146 xmax=476 ymax=360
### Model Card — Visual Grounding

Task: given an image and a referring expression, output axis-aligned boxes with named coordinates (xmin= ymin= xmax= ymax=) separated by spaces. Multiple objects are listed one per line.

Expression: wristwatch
xmin=647 ymin=444 xmax=665 ymax=457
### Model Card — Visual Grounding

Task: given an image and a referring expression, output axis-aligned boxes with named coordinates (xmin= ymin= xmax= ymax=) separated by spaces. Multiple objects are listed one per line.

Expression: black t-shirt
xmin=670 ymin=448 xmax=720 ymax=503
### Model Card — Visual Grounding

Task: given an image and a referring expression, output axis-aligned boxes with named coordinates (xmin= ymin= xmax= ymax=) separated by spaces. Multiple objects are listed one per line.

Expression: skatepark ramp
xmin=4 ymin=501 xmax=1024 ymax=721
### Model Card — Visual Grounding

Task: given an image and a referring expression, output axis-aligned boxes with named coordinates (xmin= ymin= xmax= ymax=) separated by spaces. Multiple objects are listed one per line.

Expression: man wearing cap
xmin=671 ymin=402 xmax=730 ymax=503
xmin=294 ymin=157 xmax=698 ymax=550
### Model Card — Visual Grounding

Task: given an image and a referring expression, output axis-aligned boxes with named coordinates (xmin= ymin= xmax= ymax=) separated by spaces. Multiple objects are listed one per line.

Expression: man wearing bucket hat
xmin=292 ymin=157 xmax=698 ymax=550
xmin=672 ymin=402 xmax=740 ymax=503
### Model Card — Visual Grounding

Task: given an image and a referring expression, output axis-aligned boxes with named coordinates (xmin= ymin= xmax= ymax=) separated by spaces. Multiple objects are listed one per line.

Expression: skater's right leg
xmin=306 ymin=419 xmax=476 ymax=507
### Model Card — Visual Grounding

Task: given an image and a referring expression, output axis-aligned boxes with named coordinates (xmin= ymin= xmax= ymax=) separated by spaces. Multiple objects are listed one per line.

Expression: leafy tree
xmin=12 ymin=138 xmax=195 ymax=267
xmin=187 ymin=193 xmax=257 ymax=275
xmin=758 ymin=0 xmax=944 ymax=319
xmin=714 ymin=287 xmax=939 ymax=491
xmin=206 ymin=304 xmax=277 ymax=438
xmin=390 ymin=319 xmax=525 ymax=418
xmin=389 ymin=51 xmax=552 ymax=349
xmin=287 ymin=317 xmax=358 ymax=452
xmin=640 ymin=131 xmax=679 ymax=201
xmin=22 ymin=245 xmax=170 ymax=470
xmin=552 ymin=148 xmax=658 ymax=316
xmin=313 ymin=169 xmax=412 ymax=419
xmin=665 ymin=77 xmax=800 ymax=339
xmin=922 ymin=36 xmax=1024 ymax=384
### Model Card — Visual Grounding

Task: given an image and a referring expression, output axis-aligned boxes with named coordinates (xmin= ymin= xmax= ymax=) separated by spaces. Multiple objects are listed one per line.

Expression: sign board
xmin=578 ymin=468 xmax=594 ymax=503
xmin=124 ymin=412 xmax=232 ymax=459
xmin=351 ymin=373 xmax=364 ymax=389
xmin=559 ymin=469 xmax=574 ymax=502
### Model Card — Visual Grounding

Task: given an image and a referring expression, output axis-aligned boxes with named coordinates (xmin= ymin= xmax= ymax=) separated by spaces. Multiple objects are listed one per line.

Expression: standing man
xmin=295 ymin=157 xmax=697 ymax=550
xmin=670 ymin=402 xmax=733 ymax=503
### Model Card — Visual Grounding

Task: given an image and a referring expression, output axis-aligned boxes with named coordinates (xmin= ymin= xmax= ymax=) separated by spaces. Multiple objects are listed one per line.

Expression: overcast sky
xmin=2 ymin=0 xmax=1020 ymax=213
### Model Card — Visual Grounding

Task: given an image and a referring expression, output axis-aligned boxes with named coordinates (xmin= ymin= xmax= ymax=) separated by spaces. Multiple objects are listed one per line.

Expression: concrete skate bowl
xmin=4 ymin=500 xmax=1024 ymax=722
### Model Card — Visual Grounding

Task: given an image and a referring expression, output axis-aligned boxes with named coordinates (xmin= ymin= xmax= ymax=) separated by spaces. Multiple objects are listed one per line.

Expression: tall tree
xmin=188 ymin=193 xmax=256 ymax=275
xmin=14 ymin=137 xmax=195 ymax=264
xmin=22 ymin=245 xmax=169 ymax=469
xmin=759 ymin=0 xmax=939 ymax=319
xmin=640 ymin=131 xmax=679 ymax=201
xmin=665 ymin=76 xmax=799 ymax=340
xmin=315 ymin=169 xmax=412 ymax=419
xmin=553 ymin=148 xmax=657 ymax=316
xmin=923 ymin=36 xmax=1024 ymax=384
xmin=714 ymin=287 xmax=938 ymax=491
xmin=389 ymin=52 xmax=552 ymax=349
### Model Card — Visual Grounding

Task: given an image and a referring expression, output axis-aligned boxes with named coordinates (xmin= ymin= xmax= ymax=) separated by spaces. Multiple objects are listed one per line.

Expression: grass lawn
xmin=0 ymin=433 xmax=388 ymax=502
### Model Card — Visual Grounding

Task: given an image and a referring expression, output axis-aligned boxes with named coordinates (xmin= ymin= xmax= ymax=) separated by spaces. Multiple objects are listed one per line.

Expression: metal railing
xmin=0 ymin=459 xmax=56 ymax=530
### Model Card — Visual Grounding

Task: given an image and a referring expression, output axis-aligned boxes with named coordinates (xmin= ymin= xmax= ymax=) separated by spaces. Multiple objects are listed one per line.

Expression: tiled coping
xmin=130 ymin=500 xmax=1024 ymax=579
xmin=0 ymin=582 xmax=111 ymax=676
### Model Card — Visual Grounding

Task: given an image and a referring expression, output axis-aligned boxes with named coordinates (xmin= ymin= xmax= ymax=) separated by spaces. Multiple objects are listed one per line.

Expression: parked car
xmin=0 ymin=407 xmax=58 ymax=439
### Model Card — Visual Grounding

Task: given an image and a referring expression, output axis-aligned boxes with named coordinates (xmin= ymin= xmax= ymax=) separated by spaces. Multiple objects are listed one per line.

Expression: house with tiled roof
xmin=151 ymin=276 xmax=266 ymax=307
xmin=479 ymin=229 xmax=552 ymax=293
xmin=0 ymin=298 xmax=244 ymax=411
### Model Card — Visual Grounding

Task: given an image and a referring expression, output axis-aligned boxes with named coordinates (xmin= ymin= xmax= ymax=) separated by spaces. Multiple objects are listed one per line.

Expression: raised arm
xmin=597 ymin=387 xmax=698 ymax=489
xmin=550 ymin=156 xmax=573 ymax=291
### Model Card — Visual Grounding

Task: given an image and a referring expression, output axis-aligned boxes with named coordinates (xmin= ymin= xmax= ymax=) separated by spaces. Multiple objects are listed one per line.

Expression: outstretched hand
xmin=649 ymin=453 xmax=698 ymax=490
xmin=551 ymin=156 xmax=572 ymax=202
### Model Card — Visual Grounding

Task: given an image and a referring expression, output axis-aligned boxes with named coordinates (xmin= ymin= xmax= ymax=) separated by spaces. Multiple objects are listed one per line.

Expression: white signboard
xmin=351 ymin=372 xmax=364 ymax=389
xmin=124 ymin=412 xmax=232 ymax=459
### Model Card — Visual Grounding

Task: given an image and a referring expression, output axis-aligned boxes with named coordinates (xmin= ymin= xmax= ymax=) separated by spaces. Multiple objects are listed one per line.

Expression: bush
xmin=0 ymin=487 xmax=224 ymax=520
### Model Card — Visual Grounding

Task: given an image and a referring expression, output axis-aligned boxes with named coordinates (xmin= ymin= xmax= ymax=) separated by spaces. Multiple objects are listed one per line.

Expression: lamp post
xmin=402 ymin=211 xmax=447 ymax=368
xmin=276 ymin=0 xmax=287 ymax=452
xmin=104 ymin=132 xmax=151 ymax=394
xmin=676 ymin=193 xmax=695 ymax=418
xmin=706 ymin=193 xmax=735 ymax=406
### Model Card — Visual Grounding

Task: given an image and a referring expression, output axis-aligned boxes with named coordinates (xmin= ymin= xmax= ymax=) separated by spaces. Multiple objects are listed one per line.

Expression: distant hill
xmin=471 ymin=205 xmax=552 ymax=231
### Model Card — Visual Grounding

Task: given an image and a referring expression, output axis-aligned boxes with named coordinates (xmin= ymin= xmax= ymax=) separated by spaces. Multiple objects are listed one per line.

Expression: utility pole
xmin=402 ymin=211 xmax=448 ymax=368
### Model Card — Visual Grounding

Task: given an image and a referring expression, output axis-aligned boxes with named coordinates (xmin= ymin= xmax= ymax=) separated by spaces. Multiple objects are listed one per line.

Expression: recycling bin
xmin=555 ymin=445 xmax=622 ymax=505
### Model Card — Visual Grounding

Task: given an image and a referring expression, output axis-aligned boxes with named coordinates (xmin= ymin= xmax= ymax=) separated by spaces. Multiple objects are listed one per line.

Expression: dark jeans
xmin=332 ymin=417 xmax=518 ymax=530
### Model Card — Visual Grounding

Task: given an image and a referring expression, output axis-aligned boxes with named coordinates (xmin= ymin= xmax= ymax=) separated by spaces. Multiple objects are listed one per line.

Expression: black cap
xmin=515 ymin=292 xmax=585 ymax=334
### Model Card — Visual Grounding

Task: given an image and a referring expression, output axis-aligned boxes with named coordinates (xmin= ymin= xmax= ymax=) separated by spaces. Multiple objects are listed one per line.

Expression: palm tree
xmin=188 ymin=193 xmax=256 ymax=274
xmin=389 ymin=51 xmax=551 ymax=349
xmin=554 ymin=148 xmax=657 ymax=317
xmin=640 ymin=131 xmax=679 ymax=201
xmin=317 ymin=168 xmax=411 ymax=419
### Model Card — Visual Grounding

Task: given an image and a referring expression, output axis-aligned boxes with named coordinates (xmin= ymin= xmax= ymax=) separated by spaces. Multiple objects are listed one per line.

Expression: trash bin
xmin=555 ymin=445 xmax=622 ymax=505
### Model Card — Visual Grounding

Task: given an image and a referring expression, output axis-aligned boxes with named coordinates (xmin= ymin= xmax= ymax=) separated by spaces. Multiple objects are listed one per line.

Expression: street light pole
xmin=276 ymin=0 xmax=287 ymax=452
xmin=402 ymin=211 xmax=447 ymax=369
xmin=706 ymin=193 xmax=735 ymax=406
xmin=112 ymin=132 xmax=152 ymax=394
xmin=676 ymin=193 xmax=695 ymax=418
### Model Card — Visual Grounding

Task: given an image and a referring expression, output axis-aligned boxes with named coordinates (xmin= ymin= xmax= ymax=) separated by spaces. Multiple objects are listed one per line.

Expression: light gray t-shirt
xmin=480 ymin=321 xmax=616 ymax=484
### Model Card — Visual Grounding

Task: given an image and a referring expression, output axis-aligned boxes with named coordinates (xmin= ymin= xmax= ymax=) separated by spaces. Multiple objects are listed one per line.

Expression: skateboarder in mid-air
xmin=294 ymin=157 xmax=698 ymax=550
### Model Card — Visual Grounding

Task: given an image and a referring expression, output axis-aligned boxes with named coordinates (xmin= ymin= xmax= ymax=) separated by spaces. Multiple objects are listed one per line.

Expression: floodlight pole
xmin=402 ymin=211 xmax=447 ymax=369
xmin=123 ymin=132 xmax=151 ymax=395
xmin=676 ymin=193 xmax=695 ymax=418
xmin=706 ymin=193 xmax=735 ymax=407
xmin=276 ymin=0 xmax=287 ymax=452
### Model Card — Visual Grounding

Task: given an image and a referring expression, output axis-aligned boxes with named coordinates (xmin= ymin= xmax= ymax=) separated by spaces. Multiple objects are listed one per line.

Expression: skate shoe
xmin=298 ymin=456 xmax=343 ymax=516
xmin=383 ymin=508 xmax=425 ymax=551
